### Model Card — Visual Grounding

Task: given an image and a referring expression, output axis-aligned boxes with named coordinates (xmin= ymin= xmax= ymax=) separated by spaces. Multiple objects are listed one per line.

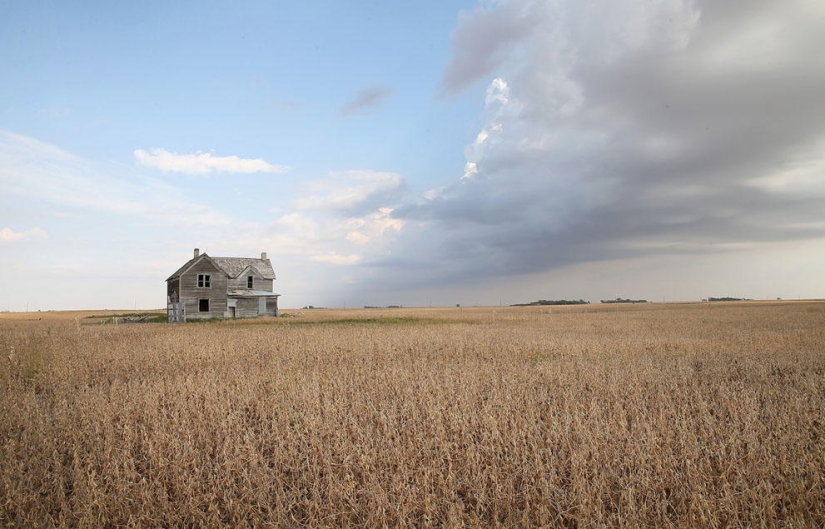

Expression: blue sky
xmin=2 ymin=0 xmax=825 ymax=310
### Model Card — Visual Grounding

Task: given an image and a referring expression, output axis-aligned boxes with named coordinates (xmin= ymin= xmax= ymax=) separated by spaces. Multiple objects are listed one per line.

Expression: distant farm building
xmin=166 ymin=248 xmax=280 ymax=321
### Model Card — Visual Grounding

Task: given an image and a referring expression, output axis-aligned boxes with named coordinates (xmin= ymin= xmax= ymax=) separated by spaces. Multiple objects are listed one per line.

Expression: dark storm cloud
xmin=362 ymin=0 xmax=825 ymax=292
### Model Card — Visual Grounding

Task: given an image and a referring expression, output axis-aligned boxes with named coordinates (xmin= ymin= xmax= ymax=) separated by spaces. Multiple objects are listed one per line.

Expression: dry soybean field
xmin=2 ymin=302 xmax=824 ymax=526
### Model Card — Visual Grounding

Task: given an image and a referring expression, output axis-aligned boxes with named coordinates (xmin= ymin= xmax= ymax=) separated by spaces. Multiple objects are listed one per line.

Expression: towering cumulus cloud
xmin=386 ymin=0 xmax=825 ymax=289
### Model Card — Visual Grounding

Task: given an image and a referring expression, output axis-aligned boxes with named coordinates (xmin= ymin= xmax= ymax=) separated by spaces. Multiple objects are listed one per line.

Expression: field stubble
xmin=1 ymin=302 xmax=824 ymax=526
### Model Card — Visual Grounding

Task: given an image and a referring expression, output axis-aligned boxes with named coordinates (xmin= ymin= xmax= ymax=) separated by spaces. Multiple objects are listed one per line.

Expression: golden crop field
xmin=2 ymin=302 xmax=824 ymax=526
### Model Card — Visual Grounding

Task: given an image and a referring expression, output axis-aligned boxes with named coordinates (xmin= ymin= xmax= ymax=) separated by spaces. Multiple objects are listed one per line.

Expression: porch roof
xmin=227 ymin=290 xmax=281 ymax=298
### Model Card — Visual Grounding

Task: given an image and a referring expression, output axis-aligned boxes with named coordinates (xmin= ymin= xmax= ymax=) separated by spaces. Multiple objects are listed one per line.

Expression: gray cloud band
xmin=355 ymin=0 xmax=825 ymax=290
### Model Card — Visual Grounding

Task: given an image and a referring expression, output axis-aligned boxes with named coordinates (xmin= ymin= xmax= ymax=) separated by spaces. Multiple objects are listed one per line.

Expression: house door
xmin=258 ymin=298 xmax=267 ymax=315
xmin=229 ymin=307 xmax=236 ymax=319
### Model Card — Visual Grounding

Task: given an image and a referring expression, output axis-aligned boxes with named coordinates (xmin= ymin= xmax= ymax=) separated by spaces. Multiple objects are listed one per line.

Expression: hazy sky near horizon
xmin=2 ymin=0 xmax=825 ymax=310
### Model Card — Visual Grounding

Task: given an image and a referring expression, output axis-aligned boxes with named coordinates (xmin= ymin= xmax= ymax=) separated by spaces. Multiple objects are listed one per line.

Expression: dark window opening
xmin=247 ymin=276 xmax=253 ymax=289
xmin=199 ymin=299 xmax=209 ymax=312
xmin=198 ymin=274 xmax=210 ymax=288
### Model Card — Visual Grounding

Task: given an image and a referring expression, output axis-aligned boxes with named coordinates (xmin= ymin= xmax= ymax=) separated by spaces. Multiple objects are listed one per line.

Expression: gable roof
xmin=166 ymin=253 xmax=224 ymax=281
xmin=235 ymin=264 xmax=266 ymax=279
xmin=167 ymin=252 xmax=276 ymax=281
xmin=212 ymin=256 xmax=276 ymax=280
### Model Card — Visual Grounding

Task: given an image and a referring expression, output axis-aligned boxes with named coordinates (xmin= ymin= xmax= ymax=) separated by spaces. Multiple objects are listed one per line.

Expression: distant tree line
xmin=600 ymin=298 xmax=648 ymax=304
xmin=512 ymin=299 xmax=590 ymax=306
xmin=705 ymin=297 xmax=750 ymax=302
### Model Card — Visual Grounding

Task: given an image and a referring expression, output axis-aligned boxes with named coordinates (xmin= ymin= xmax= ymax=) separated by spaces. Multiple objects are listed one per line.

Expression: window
xmin=247 ymin=276 xmax=253 ymax=289
xmin=199 ymin=299 xmax=210 ymax=312
xmin=198 ymin=274 xmax=210 ymax=288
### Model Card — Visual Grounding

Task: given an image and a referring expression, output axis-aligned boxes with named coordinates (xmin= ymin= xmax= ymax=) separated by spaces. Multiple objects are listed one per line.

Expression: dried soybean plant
xmin=1 ymin=302 xmax=823 ymax=526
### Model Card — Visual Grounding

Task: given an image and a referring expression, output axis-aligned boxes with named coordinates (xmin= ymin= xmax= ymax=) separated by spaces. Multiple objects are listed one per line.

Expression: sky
xmin=1 ymin=0 xmax=825 ymax=311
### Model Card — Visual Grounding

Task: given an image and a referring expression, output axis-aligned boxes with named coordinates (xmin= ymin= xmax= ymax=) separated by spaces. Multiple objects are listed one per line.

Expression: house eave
xmin=166 ymin=253 xmax=227 ymax=282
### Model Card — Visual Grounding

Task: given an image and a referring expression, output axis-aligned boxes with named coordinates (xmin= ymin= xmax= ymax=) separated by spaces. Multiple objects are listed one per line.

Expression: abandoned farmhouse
xmin=166 ymin=248 xmax=280 ymax=321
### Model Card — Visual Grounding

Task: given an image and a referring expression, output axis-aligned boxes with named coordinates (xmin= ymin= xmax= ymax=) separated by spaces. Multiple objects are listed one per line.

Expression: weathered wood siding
xmin=227 ymin=276 xmax=273 ymax=291
xmin=180 ymin=259 xmax=227 ymax=319
xmin=227 ymin=276 xmax=247 ymax=290
xmin=225 ymin=296 xmax=279 ymax=318
xmin=266 ymin=297 xmax=279 ymax=316
xmin=236 ymin=298 xmax=260 ymax=318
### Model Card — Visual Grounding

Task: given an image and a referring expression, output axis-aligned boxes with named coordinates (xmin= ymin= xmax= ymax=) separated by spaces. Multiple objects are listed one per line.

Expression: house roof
xmin=165 ymin=253 xmax=222 ymax=281
xmin=212 ymin=257 xmax=276 ymax=280
xmin=166 ymin=253 xmax=276 ymax=281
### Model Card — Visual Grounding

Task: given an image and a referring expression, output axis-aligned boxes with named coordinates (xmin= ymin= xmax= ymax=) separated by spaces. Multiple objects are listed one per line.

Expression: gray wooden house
xmin=166 ymin=248 xmax=280 ymax=321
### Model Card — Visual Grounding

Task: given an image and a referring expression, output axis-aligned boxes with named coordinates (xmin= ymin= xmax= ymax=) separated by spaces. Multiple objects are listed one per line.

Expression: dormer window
xmin=198 ymin=274 xmax=211 ymax=288
xmin=247 ymin=276 xmax=253 ymax=289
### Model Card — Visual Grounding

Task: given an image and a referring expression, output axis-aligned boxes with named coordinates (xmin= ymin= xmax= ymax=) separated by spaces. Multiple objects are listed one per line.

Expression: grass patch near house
xmin=83 ymin=311 xmax=167 ymax=325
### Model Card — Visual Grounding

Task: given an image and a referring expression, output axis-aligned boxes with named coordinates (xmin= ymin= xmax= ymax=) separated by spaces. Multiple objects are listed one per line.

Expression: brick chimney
xmin=194 ymin=248 xmax=200 ymax=258
xmin=261 ymin=252 xmax=267 ymax=261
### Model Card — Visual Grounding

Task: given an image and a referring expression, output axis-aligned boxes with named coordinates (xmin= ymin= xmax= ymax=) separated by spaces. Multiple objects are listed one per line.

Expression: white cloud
xmin=424 ymin=186 xmax=446 ymax=200
xmin=485 ymin=77 xmax=510 ymax=106
xmin=134 ymin=148 xmax=290 ymax=175
xmin=461 ymin=162 xmax=478 ymax=180
xmin=258 ymin=213 xmax=322 ymax=256
xmin=340 ymin=211 xmax=403 ymax=243
xmin=371 ymin=207 xmax=404 ymax=235
xmin=277 ymin=212 xmax=318 ymax=234
xmin=346 ymin=218 xmax=366 ymax=229
xmin=253 ymin=204 xmax=403 ymax=265
xmin=340 ymin=207 xmax=405 ymax=247
xmin=292 ymin=170 xmax=404 ymax=212
xmin=0 ymin=227 xmax=48 ymax=242
xmin=346 ymin=231 xmax=370 ymax=245
xmin=0 ymin=131 xmax=230 ymax=226
xmin=460 ymin=77 xmax=514 ymax=181
xmin=310 ymin=252 xmax=362 ymax=265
